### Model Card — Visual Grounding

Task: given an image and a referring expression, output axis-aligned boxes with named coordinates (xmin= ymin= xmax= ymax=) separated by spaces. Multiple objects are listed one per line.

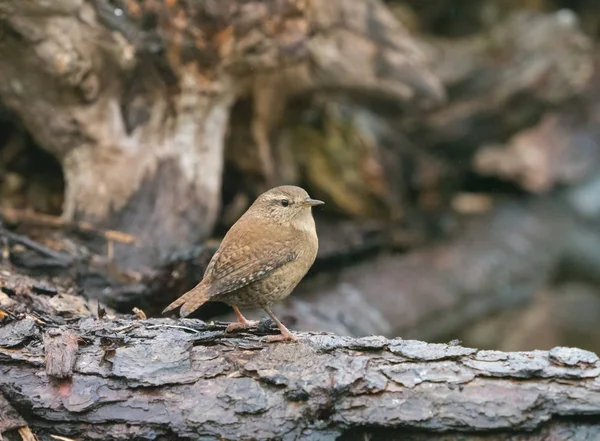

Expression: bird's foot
xmin=226 ymin=320 xmax=260 ymax=333
xmin=264 ymin=331 xmax=299 ymax=343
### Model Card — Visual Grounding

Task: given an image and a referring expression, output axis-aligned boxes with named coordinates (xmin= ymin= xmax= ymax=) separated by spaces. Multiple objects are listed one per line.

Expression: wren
xmin=162 ymin=185 xmax=323 ymax=342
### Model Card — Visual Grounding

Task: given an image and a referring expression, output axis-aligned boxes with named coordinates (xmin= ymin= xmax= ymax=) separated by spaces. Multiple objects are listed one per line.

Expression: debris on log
xmin=43 ymin=329 xmax=79 ymax=380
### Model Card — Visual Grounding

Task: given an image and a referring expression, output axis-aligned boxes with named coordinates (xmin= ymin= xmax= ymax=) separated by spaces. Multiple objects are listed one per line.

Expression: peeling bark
xmin=1 ymin=316 xmax=600 ymax=440
xmin=0 ymin=393 xmax=27 ymax=435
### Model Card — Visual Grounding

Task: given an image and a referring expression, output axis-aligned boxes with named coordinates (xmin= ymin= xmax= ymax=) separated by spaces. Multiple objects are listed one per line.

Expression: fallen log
xmin=1 ymin=316 xmax=599 ymax=440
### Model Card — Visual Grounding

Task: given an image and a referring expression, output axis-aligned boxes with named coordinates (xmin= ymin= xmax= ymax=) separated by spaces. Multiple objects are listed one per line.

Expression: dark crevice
xmin=337 ymin=415 xmax=600 ymax=440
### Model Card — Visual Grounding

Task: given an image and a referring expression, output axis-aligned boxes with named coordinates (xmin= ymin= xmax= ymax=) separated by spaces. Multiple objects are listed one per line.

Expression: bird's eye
xmin=281 ymin=199 xmax=289 ymax=207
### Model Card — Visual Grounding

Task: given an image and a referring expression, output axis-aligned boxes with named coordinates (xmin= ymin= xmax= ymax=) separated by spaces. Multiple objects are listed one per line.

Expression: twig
xmin=18 ymin=426 xmax=37 ymax=441
xmin=0 ymin=228 xmax=73 ymax=265
xmin=108 ymin=323 xmax=139 ymax=333
xmin=50 ymin=435 xmax=77 ymax=441
xmin=107 ymin=239 xmax=115 ymax=262
xmin=0 ymin=207 xmax=136 ymax=244
xmin=132 ymin=307 xmax=146 ymax=320
xmin=25 ymin=313 xmax=46 ymax=325
xmin=97 ymin=303 xmax=107 ymax=319
xmin=145 ymin=324 xmax=202 ymax=334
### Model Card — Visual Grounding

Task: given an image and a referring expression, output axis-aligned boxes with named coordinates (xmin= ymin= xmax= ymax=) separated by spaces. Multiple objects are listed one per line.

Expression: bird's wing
xmin=202 ymin=222 xmax=299 ymax=299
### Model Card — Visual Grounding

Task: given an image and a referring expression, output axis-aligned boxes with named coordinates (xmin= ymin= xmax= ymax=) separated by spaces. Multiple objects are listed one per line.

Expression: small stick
xmin=132 ymin=307 xmax=147 ymax=320
xmin=0 ymin=228 xmax=73 ymax=265
xmin=109 ymin=323 xmax=139 ymax=333
xmin=18 ymin=426 xmax=37 ymax=441
xmin=107 ymin=239 xmax=114 ymax=263
xmin=145 ymin=324 xmax=202 ymax=334
xmin=50 ymin=435 xmax=77 ymax=441
xmin=0 ymin=207 xmax=136 ymax=244
xmin=25 ymin=313 xmax=47 ymax=325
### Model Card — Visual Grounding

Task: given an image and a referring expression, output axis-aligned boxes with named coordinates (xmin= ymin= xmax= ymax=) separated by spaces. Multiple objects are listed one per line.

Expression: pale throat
xmin=290 ymin=210 xmax=316 ymax=233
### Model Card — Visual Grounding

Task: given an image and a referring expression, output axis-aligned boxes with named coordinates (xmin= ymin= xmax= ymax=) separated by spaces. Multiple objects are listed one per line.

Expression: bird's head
xmin=248 ymin=185 xmax=324 ymax=228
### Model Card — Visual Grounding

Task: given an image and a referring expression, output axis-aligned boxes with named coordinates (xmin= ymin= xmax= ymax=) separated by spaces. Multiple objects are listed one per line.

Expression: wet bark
xmin=1 ymin=316 xmax=600 ymax=441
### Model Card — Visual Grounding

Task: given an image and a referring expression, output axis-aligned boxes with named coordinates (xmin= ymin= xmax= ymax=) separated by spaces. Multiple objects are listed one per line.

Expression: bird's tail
xmin=162 ymin=284 xmax=209 ymax=318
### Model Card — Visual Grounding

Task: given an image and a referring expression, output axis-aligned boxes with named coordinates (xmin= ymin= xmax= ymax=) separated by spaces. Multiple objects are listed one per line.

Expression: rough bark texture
xmin=0 ymin=0 xmax=236 ymax=272
xmin=0 ymin=392 xmax=27 ymax=434
xmin=1 ymin=316 xmax=600 ymax=441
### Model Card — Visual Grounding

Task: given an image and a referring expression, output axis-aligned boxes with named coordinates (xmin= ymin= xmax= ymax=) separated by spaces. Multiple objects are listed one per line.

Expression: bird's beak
xmin=305 ymin=198 xmax=324 ymax=207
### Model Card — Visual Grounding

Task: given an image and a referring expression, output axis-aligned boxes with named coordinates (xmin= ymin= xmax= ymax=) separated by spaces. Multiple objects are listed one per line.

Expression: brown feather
xmin=203 ymin=224 xmax=300 ymax=300
xmin=162 ymin=185 xmax=321 ymax=320
xmin=162 ymin=284 xmax=208 ymax=318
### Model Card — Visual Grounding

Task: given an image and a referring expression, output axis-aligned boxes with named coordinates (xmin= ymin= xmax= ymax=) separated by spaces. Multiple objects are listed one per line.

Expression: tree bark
xmin=1 ymin=316 xmax=600 ymax=441
xmin=0 ymin=0 xmax=238 ymax=272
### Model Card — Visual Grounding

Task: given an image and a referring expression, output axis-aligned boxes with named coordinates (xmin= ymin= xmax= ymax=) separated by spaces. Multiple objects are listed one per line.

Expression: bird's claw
xmin=264 ymin=332 xmax=299 ymax=343
xmin=226 ymin=320 xmax=260 ymax=333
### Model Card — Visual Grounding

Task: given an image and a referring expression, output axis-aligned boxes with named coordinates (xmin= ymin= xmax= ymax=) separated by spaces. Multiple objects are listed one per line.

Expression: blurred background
xmin=2 ymin=0 xmax=600 ymax=353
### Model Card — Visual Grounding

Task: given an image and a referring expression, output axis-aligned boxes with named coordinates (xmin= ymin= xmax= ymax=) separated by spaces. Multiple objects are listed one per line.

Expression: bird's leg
xmin=262 ymin=307 xmax=298 ymax=343
xmin=226 ymin=306 xmax=259 ymax=333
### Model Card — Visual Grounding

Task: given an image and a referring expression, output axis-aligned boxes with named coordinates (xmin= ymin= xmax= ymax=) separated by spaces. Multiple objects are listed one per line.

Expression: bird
xmin=162 ymin=185 xmax=324 ymax=342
